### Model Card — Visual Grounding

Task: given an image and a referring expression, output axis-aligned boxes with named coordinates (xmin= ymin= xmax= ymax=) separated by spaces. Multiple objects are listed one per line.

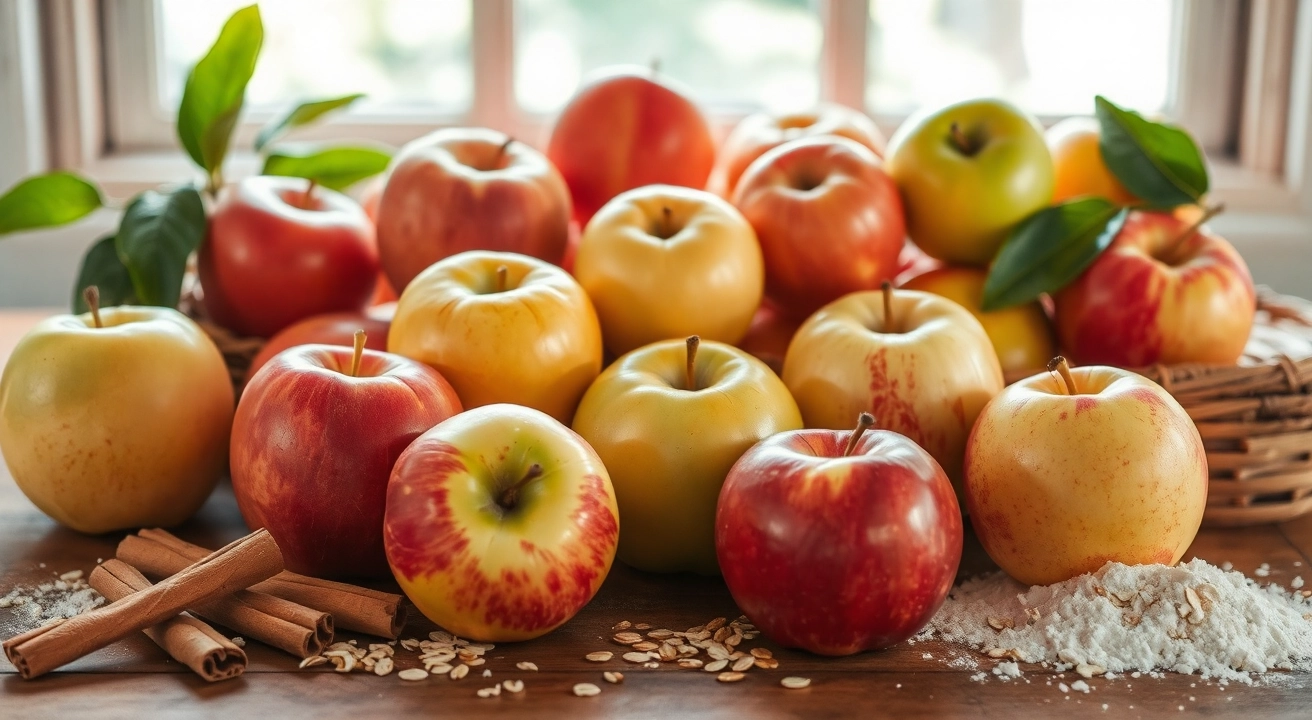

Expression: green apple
xmin=885 ymin=98 xmax=1054 ymax=266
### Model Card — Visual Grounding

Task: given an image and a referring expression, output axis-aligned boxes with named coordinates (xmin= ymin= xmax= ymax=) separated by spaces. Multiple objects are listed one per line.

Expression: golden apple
xmin=1046 ymin=116 xmax=1138 ymax=205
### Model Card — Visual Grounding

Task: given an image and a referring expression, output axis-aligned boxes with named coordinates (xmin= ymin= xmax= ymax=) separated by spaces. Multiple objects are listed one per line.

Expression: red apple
xmin=199 ymin=175 xmax=379 ymax=338
xmin=735 ymin=300 xmax=801 ymax=375
xmin=1054 ymin=209 xmax=1256 ymax=366
xmin=716 ymin=415 xmax=962 ymax=656
xmin=733 ymin=136 xmax=905 ymax=318
xmin=359 ymin=176 xmax=399 ymax=305
xmin=547 ymin=67 xmax=716 ymax=226
xmin=893 ymin=240 xmax=944 ymax=286
xmin=245 ymin=311 xmax=392 ymax=385
xmin=376 ymin=127 xmax=572 ymax=292
xmin=231 ymin=337 xmax=462 ymax=578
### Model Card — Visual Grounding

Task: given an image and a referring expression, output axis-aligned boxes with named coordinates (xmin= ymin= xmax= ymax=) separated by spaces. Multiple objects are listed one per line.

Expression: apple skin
xmin=572 ymin=339 xmax=802 ymax=575
xmin=1054 ymin=210 xmax=1256 ymax=367
xmin=384 ymin=404 xmax=620 ymax=642
xmin=199 ymin=175 xmax=379 ymax=338
xmin=716 ymin=427 xmax=962 ymax=656
xmin=964 ymin=365 xmax=1207 ymax=586
xmin=375 ymin=127 xmax=572 ymax=292
xmin=885 ymin=98 xmax=1054 ymax=266
xmin=734 ymin=136 xmax=906 ymax=319
xmin=232 ymin=344 xmax=460 ymax=577
xmin=389 ymin=250 xmax=603 ymax=423
xmin=245 ymin=311 xmax=392 ymax=386
xmin=574 ymin=185 xmax=763 ymax=357
xmin=547 ymin=67 xmax=716 ymax=226
xmin=735 ymin=300 xmax=801 ymax=376
xmin=0 ymin=307 xmax=233 ymax=533
xmin=709 ymin=103 xmax=886 ymax=199
xmin=783 ymin=288 xmax=1004 ymax=497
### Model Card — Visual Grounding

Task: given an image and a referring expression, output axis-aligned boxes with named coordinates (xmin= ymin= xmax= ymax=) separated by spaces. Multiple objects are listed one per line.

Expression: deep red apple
xmin=244 ymin=310 xmax=392 ymax=385
xmin=199 ymin=175 xmax=379 ymax=338
xmin=231 ymin=335 xmax=462 ymax=578
xmin=715 ymin=414 xmax=962 ymax=656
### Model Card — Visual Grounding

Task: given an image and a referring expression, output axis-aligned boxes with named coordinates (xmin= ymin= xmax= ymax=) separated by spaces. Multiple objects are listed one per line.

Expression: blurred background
xmin=2 ymin=0 xmax=1309 ymax=306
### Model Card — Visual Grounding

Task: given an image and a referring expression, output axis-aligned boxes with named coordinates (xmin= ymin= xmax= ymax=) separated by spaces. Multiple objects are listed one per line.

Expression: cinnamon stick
xmin=134 ymin=528 xmax=406 ymax=638
xmin=88 ymin=560 xmax=246 ymax=682
xmin=3 ymin=529 xmax=282 ymax=680
xmin=116 ymin=534 xmax=332 ymax=657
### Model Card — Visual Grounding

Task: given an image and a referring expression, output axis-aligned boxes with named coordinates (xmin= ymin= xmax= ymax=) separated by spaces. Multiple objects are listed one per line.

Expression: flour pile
xmin=0 ymin=569 xmax=103 ymax=632
xmin=918 ymin=559 xmax=1312 ymax=683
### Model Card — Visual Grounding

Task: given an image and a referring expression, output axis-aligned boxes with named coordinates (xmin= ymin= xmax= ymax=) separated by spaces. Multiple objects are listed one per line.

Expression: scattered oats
xmin=732 ymin=656 xmax=755 ymax=672
xmin=754 ymin=657 xmax=780 ymax=670
xmin=780 ymin=676 xmax=811 ymax=689
xmin=573 ymin=682 xmax=601 ymax=697
xmin=482 ymin=669 xmax=492 ymax=678
xmin=706 ymin=617 xmax=727 ymax=631
xmin=516 ymin=661 xmax=538 ymax=672
xmin=704 ymin=659 xmax=729 ymax=672
xmin=503 ymin=679 xmax=524 ymax=693
xmin=679 ymin=659 xmax=704 ymax=669
xmin=643 ymin=661 xmax=660 ymax=669
xmin=648 ymin=629 xmax=675 ymax=640
xmin=464 ymin=657 xmax=486 ymax=666
xmin=988 ymin=616 xmax=1014 ymax=631
xmin=658 ymin=643 xmax=678 ymax=662
xmin=604 ymin=671 xmax=624 ymax=684
xmin=750 ymin=648 xmax=773 ymax=659
xmin=632 ymin=641 xmax=660 ymax=652
xmin=324 ymin=650 xmax=356 ymax=673
xmin=299 ymin=655 xmax=327 ymax=669
xmin=231 ymin=637 xmax=246 ymax=648
xmin=424 ymin=663 xmax=453 ymax=675
xmin=707 ymin=643 xmax=731 ymax=661
xmin=59 ymin=570 xmax=83 ymax=581
xmin=586 ymin=651 xmax=614 ymax=662
xmin=677 ymin=645 xmax=699 ymax=657
xmin=374 ymin=657 xmax=394 ymax=676
xmin=614 ymin=631 xmax=644 ymax=645
xmin=369 ymin=643 xmax=393 ymax=654
xmin=398 ymin=668 xmax=428 ymax=681
xmin=399 ymin=638 xmax=419 ymax=651
xmin=1076 ymin=663 xmax=1106 ymax=678
xmin=623 ymin=651 xmax=654 ymax=663
xmin=429 ymin=630 xmax=454 ymax=643
xmin=717 ymin=671 xmax=745 ymax=683
xmin=1071 ymin=680 xmax=1091 ymax=693
xmin=477 ymin=685 xmax=501 ymax=698
xmin=348 ymin=639 xmax=358 ymax=645
xmin=1058 ymin=682 xmax=1070 ymax=693
xmin=450 ymin=664 xmax=469 ymax=680
xmin=633 ymin=623 xmax=652 ymax=630
xmin=612 ymin=620 xmax=632 ymax=631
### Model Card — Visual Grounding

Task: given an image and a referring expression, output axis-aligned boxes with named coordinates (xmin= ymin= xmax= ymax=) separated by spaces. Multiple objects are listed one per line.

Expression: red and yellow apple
xmin=375 ymin=127 xmax=572 ymax=292
xmin=389 ymin=250 xmax=602 ymax=423
xmin=1047 ymin=116 xmax=1138 ymax=205
xmin=384 ymin=403 xmax=619 ymax=641
xmin=199 ymin=175 xmax=379 ymax=338
xmin=709 ymin=103 xmax=886 ymax=199
xmin=783 ymin=286 xmax=1003 ymax=496
xmin=574 ymin=185 xmax=763 ymax=356
xmin=965 ymin=359 xmax=1207 ymax=585
xmin=0 ymin=294 xmax=233 ymax=533
xmin=1054 ymin=209 xmax=1255 ymax=367
xmin=733 ymin=136 xmax=905 ymax=319
xmin=885 ymin=98 xmax=1054 ymax=266
xmin=232 ymin=336 xmax=461 ymax=578
xmin=245 ymin=310 xmax=392 ymax=385
xmin=717 ymin=414 xmax=962 ymax=655
xmin=573 ymin=337 xmax=801 ymax=574
xmin=547 ymin=67 xmax=716 ymax=225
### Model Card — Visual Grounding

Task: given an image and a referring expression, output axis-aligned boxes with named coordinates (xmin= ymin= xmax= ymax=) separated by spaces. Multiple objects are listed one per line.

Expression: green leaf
xmin=1095 ymin=95 xmax=1209 ymax=208
xmin=255 ymin=93 xmax=365 ymax=151
xmin=115 ymin=187 xmax=207 ymax=308
xmin=72 ymin=235 xmax=136 ymax=312
xmin=0 ymin=172 xmax=102 ymax=236
xmin=176 ymin=4 xmax=263 ymax=184
xmin=982 ymin=198 xmax=1128 ymax=311
xmin=262 ymin=144 xmax=392 ymax=191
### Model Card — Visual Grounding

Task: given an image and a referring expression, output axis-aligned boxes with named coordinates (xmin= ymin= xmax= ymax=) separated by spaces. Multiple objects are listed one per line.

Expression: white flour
xmin=917 ymin=559 xmax=1312 ymax=684
xmin=0 ymin=569 xmax=104 ymax=632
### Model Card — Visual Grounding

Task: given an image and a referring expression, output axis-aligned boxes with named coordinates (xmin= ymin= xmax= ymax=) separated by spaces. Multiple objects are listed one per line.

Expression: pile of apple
xmin=1 ymin=64 xmax=1245 ymax=658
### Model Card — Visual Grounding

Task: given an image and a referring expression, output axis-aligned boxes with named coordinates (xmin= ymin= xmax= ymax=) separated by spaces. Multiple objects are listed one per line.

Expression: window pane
xmin=158 ymin=0 xmax=472 ymax=113
xmin=515 ymin=0 xmax=822 ymax=115
xmin=866 ymin=0 xmax=1176 ymax=117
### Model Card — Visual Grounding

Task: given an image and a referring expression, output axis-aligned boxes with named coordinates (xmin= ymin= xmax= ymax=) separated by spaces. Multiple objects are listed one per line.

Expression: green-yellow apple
xmin=783 ymin=285 xmax=1003 ymax=497
xmin=388 ymin=250 xmax=602 ymax=423
xmin=573 ymin=336 xmax=801 ymax=574
xmin=964 ymin=358 xmax=1207 ymax=586
xmin=574 ymin=185 xmax=763 ymax=356
xmin=885 ymin=98 xmax=1054 ymax=266
xmin=384 ymin=403 xmax=619 ymax=641
xmin=1054 ymin=208 xmax=1255 ymax=366
xmin=0 ymin=289 xmax=233 ymax=533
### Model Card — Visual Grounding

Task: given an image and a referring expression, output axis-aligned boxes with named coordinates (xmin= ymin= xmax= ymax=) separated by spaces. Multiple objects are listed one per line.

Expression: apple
xmin=573 ymin=336 xmax=802 ymax=574
xmin=574 ymin=185 xmax=763 ymax=357
xmin=384 ymin=403 xmax=619 ymax=641
xmin=965 ymin=358 xmax=1207 ymax=586
xmin=885 ymin=98 xmax=1054 ymax=266
xmin=245 ymin=310 xmax=392 ymax=385
xmin=389 ymin=250 xmax=602 ymax=423
xmin=902 ymin=266 xmax=1056 ymax=376
xmin=708 ymin=103 xmax=886 ymax=199
xmin=735 ymin=300 xmax=801 ymax=376
xmin=199 ymin=175 xmax=379 ymax=338
xmin=358 ymin=175 xmax=397 ymax=305
xmin=733 ymin=136 xmax=905 ymax=318
xmin=783 ymin=284 xmax=1003 ymax=497
xmin=1047 ymin=116 xmax=1138 ymax=205
xmin=892 ymin=240 xmax=943 ymax=286
xmin=717 ymin=413 xmax=962 ymax=655
xmin=0 ymin=288 xmax=233 ymax=533
xmin=1054 ymin=209 xmax=1255 ymax=366
xmin=232 ymin=332 xmax=460 ymax=578
xmin=547 ymin=67 xmax=716 ymax=226
xmin=375 ymin=127 xmax=572 ymax=292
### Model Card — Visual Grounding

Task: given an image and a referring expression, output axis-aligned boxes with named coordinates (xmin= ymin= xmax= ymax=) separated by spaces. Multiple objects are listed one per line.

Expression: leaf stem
xmin=843 ymin=412 xmax=876 ymax=457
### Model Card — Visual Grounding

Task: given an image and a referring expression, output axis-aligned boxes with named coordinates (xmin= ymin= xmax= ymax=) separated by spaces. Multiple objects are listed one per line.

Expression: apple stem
xmin=302 ymin=179 xmax=317 ymax=208
xmin=496 ymin=264 xmax=509 ymax=293
xmin=499 ymin=463 xmax=544 ymax=510
xmin=1047 ymin=356 xmax=1079 ymax=395
xmin=349 ymin=329 xmax=366 ymax=377
xmin=685 ymin=335 xmax=700 ymax=391
xmin=496 ymin=136 xmax=514 ymax=165
xmin=881 ymin=281 xmax=895 ymax=333
xmin=82 ymin=286 xmax=103 ymax=328
xmin=948 ymin=122 xmax=977 ymax=156
xmin=1162 ymin=202 xmax=1225 ymax=259
xmin=843 ymin=412 xmax=876 ymax=457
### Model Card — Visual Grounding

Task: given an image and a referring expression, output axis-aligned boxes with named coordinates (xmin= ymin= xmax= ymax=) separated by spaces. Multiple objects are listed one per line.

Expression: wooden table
xmin=1 ymin=310 xmax=1310 ymax=718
